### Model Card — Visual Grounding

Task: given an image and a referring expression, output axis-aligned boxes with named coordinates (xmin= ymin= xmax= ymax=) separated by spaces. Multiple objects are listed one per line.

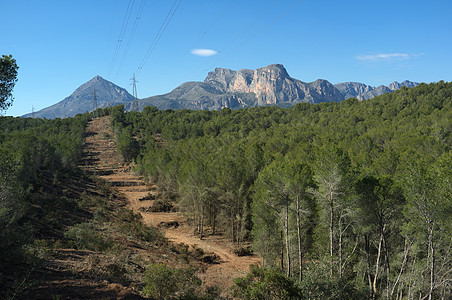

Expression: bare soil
xmin=86 ymin=116 xmax=261 ymax=293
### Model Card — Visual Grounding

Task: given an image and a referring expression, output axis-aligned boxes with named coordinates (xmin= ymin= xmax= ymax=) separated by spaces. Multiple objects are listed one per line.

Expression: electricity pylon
xmin=130 ymin=73 xmax=138 ymax=111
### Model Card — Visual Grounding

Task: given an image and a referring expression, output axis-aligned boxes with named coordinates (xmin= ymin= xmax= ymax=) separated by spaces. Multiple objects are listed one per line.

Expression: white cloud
xmin=356 ymin=53 xmax=422 ymax=62
xmin=191 ymin=49 xmax=218 ymax=57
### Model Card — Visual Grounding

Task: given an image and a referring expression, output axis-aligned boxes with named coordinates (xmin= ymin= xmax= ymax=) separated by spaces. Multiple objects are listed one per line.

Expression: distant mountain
xmin=334 ymin=80 xmax=419 ymax=101
xmin=388 ymin=80 xmax=419 ymax=91
xmin=24 ymin=66 xmax=420 ymax=118
xmin=134 ymin=64 xmax=419 ymax=111
xmin=23 ymin=76 xmax=134 ymax=118
xmin=134 ymin=64 xmax=345 ymax=111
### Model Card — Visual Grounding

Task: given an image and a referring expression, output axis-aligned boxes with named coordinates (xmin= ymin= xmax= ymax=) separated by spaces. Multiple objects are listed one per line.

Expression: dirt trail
xmin=83 ymin=116 xmax=260 ymax=290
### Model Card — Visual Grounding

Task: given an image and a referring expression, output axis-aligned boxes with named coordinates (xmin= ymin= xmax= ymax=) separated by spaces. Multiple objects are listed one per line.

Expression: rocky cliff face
xmin=138 ymin=64 xmax=419 ymax=111
xmin=23 ymin=76 xmax=134 ymax=119
xmin=139 ymin=64 xmax=345 ymax=110
xmin=203 ymin=64 xmax=344 ymax=106
xmin=334 ymin=80 xmax=419 ymax=101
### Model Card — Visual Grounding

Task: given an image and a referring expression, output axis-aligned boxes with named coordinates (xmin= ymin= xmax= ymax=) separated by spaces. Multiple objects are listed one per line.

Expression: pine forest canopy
xmin=109 ymin=81 xmax=451 ymax=299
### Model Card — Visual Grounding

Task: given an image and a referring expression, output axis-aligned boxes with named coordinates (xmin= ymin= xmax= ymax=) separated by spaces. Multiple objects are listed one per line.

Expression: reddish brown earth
xmin=24 ymin=249 xmax=143 ymax=300
xmin=84 ymin=116 xmax=261 ymax=293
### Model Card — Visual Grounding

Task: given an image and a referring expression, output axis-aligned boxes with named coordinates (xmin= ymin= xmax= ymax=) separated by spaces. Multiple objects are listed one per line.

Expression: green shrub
xmin=116 ymin=127 xmax=139 ymax=162
xmin=64 ymin=222 xmax=112 ymax=251
xmin=117 ymin=209 xmax=164 ymax=243
xmin=298 ymin=263 xmax=366 ymax=300
xmin=149 ymin=199 xmax=175 ymax=212
xmin=232 ymin=265 xmax=301 ymax=300
xmin=103 ymin=262 xmax=129 ymax=285
xmin=142 ymin=263 xmax=201 ymax=299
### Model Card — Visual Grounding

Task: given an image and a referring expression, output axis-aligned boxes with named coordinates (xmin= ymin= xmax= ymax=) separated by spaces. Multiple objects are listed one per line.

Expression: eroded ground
xmin=84 ymin=116 xmax=261 ymax=292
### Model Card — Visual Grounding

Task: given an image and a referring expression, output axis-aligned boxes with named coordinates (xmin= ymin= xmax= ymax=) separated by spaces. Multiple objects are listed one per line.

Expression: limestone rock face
xmin=140 ymin=64 xmax=418 ymax=111
xmin=203 ymin=64 xmax=343 ymax=106
xmin=247 ymin=64 xmax=293 ymax=105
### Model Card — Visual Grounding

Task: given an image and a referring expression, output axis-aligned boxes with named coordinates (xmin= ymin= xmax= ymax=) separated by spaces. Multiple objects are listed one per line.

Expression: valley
xmin=83 ymin=115 xmax=261 ymax=292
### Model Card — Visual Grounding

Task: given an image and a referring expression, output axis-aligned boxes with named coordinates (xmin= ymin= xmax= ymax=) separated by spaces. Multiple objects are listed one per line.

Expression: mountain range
xmin=24 ymin=64 xmax=419 ymax=118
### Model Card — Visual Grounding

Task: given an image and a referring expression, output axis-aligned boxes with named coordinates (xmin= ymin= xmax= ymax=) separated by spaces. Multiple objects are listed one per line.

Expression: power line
xmin=116 ymin=0 xmax=147 ymax=76
xmin=190 ymin=0 xmax=235 ymax=49
xmin=107 ymin=0 xmax=136 ymax=78
xmin=136 ymin=0 xmax=182 ymax=73
xmin=136 ymin=0 xmax=180 ymax=73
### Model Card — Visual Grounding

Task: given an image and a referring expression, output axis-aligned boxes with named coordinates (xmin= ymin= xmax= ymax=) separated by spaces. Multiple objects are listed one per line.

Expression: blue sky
xmin=2 ymin=0 xmax=451 ymax=117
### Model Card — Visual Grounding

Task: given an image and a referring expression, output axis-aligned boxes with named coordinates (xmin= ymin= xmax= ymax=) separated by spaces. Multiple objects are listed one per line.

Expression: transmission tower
xmin=130 ymin=73 xmax=138 ymax=111
xmin=92 ymin=86 xmax=98 ymax=118
xmin=31 ymin=106 xmax=35 ymax=118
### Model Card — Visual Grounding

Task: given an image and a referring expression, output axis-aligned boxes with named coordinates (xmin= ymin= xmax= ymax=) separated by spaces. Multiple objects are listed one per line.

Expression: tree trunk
xmin=284 ymin=201 xmax=291 ymax=277
xmin=281 ymin=231 xmax=284 ymax=273
xmin=236 ymin=214 xmax=240 ymax=245
xmin=296 ymin=195 xmax=303 ymax=282
xmin=231 ymin=208 xmax=235 ymax=243
xmin=391 ymin=237 xmax=410 ymax=298
xmin=199 ymin=205 xmax=204 ymax=240
xmin=373 ymin=232 xmax=384 ymax=299
xmin=381 ymin=226 xmax=391 ymax=299
xmin=212 ymin=206 xmax=216 ymax=235
xmin=365 ymin=234 xmax=374 ymax=299
xmin=193 ymin=214 xmax=197 ymax=236
xmin=329 ymin=191 xmax=334 ymax=277
xmin=339 ymin=215 xmax=343 ymax=278
xmin=427 ymin=226 xmax=435 ymax=300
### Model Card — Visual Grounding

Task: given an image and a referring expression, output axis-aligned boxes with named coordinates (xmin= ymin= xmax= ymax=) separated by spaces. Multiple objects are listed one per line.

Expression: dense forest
xmin=0 ymin=114 xmax=88 ymax=290
xmin=108 ymin=82 xmax=451 ymax=299
xmin=0 ymin=82 xmax=450 ymax=299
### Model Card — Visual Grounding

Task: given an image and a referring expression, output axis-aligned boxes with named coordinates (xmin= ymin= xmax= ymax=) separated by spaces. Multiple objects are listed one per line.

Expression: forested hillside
xmin=0 ymin=114 xmax=88 ymax=293
xmin=111 ymin=81 xmax=452 ymax=299
xmin=0 ymin=113 xmax=220 ymax=299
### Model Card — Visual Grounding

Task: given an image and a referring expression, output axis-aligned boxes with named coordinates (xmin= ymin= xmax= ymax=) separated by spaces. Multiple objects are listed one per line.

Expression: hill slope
xmin=23 ymin=76 xmax=134 ymax=119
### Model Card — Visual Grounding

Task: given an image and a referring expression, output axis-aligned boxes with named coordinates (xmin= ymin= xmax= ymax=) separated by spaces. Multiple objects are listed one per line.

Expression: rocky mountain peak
xmin=388 ymin=80 xmax=419 ymax=91
xmin=199 ymin=64 xmax=344 ymax=105
xmin=204 ymin=68 xmax=237 ymax=92
xmin=257 ymin=64 xmax=290 ymax=77
xmin=335 ymin=80 xmax=419 ymax=101
xmin=23 ymin=76 xmax=134 ymax=119
xmin=89 ymin=75 xmax=103 ymax=82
